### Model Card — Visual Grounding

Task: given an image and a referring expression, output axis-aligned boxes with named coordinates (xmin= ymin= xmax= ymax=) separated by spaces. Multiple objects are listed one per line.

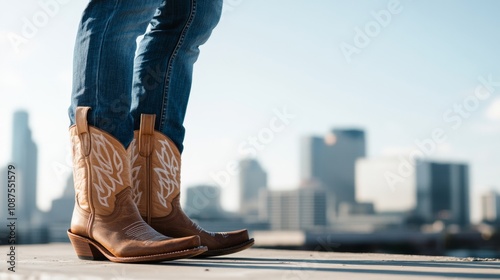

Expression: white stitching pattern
xmin=129 ymin=139 xmax=143 ymax=205
xmin=91 ymin=132 xmax=123 ymax=208
xmin=154 ymin=139 xmax=179 ymax=209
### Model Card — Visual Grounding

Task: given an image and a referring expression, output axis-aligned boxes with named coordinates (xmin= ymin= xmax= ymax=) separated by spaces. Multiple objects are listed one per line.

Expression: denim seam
xmin=159 ymin=0 xmax=197 ymax=130
xmin=94 ymin=0 xmax=120 ymax=127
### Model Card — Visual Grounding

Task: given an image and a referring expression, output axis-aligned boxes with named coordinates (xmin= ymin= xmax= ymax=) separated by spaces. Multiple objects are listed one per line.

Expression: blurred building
xmin=0 ymin=167 xmax=6 ymax=217
xmin=0 ymin=166 xmax=7 ymax=244
xmin=261 ymin=188 xmax=327 ymax=230
xmin=46 ymin=176 xmax=75 ymax=242
xmin=184 ymin=184 xmax=269 ymax=233
xmin=330 ymin=212 xmax=408 ymax=232
xmin=2 ymin=111 xmax=48 ymax=244
xmin=338 ymin=201 xmax=375 ymax=217
xmin=239 ymin=158 xmax=267 ymax=217
xmin=301 ymin=129 xmax=366 ymax=215
xmin=356 ymin=157 xmax=416 ymax=213
xmin=184 ymin=184 xmax=225 ymax=219
xmin=481 ymin=190 xmax=500 ymax=224
xmin=11 ymin=110 xmax=39 ymax=224
xmin=416 ymin=161 xmax=470 ymax=227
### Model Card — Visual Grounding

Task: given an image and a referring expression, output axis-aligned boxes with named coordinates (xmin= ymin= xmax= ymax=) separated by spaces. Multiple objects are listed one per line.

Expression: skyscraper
xmin=0 ymin=166 xmax=7 ymax=224
xmin=261 ymin=188 xmax=327 ymax=230
xmin=48 ymin=176 xmax=75 ymax=223
xmin=239 ymin=158 xmax=267 ymax=216
xmin=416 ymin=161 xmax=470 ymax=227
xmin=481 ymin=190 xmax=500 ymax=224
xmin=11 ymin=111 xmax=39 ymax=224
xmin=355 ymin=157 xmax=416 ymax=213
xmin=301 ymin=129 xmax=366 ymax=210
xmin=46 ymin=176 xmax=75 ymax=242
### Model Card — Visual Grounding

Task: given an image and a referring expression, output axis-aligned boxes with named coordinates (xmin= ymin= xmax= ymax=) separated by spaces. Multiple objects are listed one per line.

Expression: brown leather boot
xmin=129 ymin=114 xmax=254 ymax=257
xmin=67 ymin=107 xmax=207 ymax=262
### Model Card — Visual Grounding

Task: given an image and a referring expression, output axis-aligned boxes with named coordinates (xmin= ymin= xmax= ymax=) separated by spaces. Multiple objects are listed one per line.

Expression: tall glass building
xmin=301 ymin=129 xmax=366 ymax=213
xmin=416 ymin=161 xmax=470 ymax=227
xmin=239 ymin=158 xmax=267 ymax=217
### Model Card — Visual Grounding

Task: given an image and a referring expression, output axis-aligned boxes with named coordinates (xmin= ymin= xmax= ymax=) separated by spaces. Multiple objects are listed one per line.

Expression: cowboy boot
xmin=129 ymin=114 xmax=254 ymax=257
xmin=67 ymin=107 xmax=207 ymax=262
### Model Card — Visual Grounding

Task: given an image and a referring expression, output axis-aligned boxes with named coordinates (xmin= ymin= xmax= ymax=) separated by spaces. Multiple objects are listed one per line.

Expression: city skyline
xmin=0 ymin=109 xmax=497 ymax=224
xmin=1 ymin=1 xmax=500 ymax=225
xmin=1 ymin=109 xmax=498 ymax=246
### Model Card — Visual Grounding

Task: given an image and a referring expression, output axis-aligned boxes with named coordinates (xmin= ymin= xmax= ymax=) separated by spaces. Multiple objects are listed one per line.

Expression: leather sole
xmin=194 ymin=238 xmax=255 ymax=258
xmin=67 ymin=230 xmax=207 ymax=262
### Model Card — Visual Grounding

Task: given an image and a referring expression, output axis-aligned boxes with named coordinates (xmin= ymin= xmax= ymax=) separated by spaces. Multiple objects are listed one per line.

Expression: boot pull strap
xmin=75 ymin=106 xmax=91 ymax=156
xmin=139 ymin=114 xmax=156 ymax=157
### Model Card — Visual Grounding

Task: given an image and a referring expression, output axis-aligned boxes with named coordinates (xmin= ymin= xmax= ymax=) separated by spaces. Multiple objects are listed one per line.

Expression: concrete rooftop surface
xmin=1 ymin=244 xmax=500 ymax=280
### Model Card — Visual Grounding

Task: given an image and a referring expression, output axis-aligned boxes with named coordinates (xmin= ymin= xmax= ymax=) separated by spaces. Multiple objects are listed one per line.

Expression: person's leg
xmin=67 ymin=0 xmax=208 ymax=262
xmin=69 ymin=0 xmax=161 ymax=148
xmin=130 ymin=0 xmax=223 ymax=153
xmin=129 ymin=0 xmax=255 ymax=257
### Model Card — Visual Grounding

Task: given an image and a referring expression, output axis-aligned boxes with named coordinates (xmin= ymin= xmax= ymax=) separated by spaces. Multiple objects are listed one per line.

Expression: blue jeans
xmin=69 ymin=0 xmax=222 ymax=152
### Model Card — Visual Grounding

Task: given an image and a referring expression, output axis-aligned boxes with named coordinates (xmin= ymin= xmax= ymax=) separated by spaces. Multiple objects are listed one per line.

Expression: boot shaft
xmin=129 ymin=113 xmax=254 ymax=256
xmin=129 ymin=114 xmax=181 ymax=220
xmin=70 ymin=107 xmax=131 ymax=216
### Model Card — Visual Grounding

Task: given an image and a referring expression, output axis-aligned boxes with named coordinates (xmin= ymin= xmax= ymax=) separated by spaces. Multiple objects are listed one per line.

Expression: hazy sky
xmin=1 ymin=0 xmax=499 ymax=222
